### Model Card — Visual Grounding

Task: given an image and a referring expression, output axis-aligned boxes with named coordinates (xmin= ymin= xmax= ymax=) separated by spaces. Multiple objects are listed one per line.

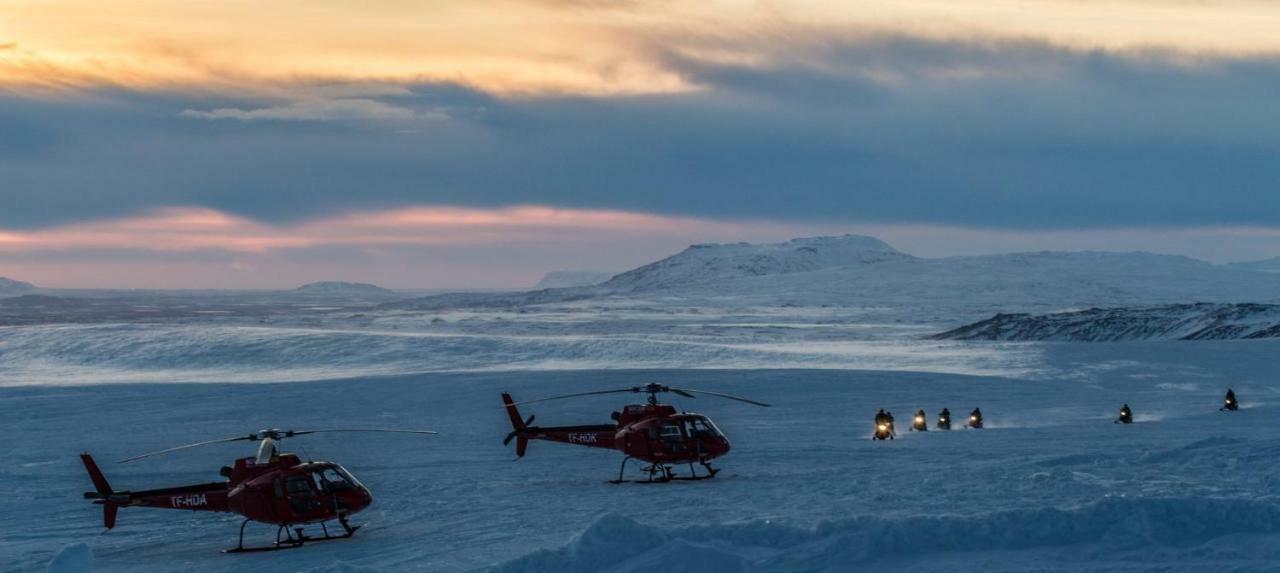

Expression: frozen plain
xmin=3 ymin=304 xmax=1280 ymax=572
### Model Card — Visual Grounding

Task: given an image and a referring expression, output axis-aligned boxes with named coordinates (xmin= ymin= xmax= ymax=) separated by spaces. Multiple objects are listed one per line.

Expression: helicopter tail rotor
xmin=502 ymin=393 xmax=533 ymax=458
xmin=81 ymin=454 xmax=121 ymax=529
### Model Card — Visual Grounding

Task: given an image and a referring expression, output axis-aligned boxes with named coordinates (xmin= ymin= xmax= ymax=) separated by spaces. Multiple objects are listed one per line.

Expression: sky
xmin=2 ymin=1 xmax=1280 ymax=288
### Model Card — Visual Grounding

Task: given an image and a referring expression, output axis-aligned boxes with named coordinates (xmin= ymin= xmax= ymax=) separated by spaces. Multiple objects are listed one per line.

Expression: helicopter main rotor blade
xmin=506 ymin=388 xmax=640 ymax=407
xmin=669 ymin=388 xmax=696 ymax=399
xmin=116 ymin=435 xmax=258 ymax=464
xmin=286 ymin=429 xmax=438 ymax=437
xmin=674 ymin=388 xmax=771 ymax=407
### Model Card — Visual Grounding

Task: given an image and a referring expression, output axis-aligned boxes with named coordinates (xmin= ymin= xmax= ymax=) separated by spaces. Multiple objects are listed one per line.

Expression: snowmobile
xmin=911 ymin=409 xmax=928 ymax=432
xmin=936 ymin=408 xmax=952 ymax=430
xmin=872 ymin=410 xmax=895 ymax=440
xmin=1115 ymin=404 xmax=1133 ymax=424
xmin=1221 ymin=389 xmax=1239 ymax=411
xmin=967 ymin=408 xmax=984 ymax=429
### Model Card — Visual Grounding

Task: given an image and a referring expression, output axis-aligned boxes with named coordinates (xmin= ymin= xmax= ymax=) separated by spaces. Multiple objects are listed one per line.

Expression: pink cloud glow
xmin=4 ymin=206 xmax=1280 ymax=289
xmin=0 ymin=206 xmax=808 ymax=255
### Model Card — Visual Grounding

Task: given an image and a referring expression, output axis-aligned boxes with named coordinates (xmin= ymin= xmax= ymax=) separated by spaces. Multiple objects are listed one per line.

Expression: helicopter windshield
xmin=685 ymin=416 xmax=723 ymax=438
xmin=313 ymin=465 xmax=360 ymax=493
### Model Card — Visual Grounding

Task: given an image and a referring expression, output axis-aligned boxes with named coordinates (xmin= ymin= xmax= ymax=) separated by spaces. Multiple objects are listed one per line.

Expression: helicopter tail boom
xmin=81 ymin=453 xmax=231 ymax=529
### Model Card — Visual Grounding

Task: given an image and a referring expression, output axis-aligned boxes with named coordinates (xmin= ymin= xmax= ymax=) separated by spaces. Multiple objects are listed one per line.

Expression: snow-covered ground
xmin=4 ymin=314 xmax=1280 ymax=571
xmin=7 ymin=235 xmax=1280 ymax=571
xmin=0 ymin=305 xmax=1032 ymax=387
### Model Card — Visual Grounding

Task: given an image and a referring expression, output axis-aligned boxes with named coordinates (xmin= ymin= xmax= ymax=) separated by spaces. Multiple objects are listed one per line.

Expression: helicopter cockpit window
xmin=687 ymin=417 xmax=720 ymax=438
xmin=660 ymin=424 xmax=682 ymax=440
xmin=284 ymin=475 xmax=314 ymax=495
xmin=313 ymin=466 xmax=357 ymax=493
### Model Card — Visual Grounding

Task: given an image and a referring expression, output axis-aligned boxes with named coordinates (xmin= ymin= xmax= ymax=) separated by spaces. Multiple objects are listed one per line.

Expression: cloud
xmin=2 ymin=33 xmax=1280 ymax=236
xmin=179 ymin=97 xmax=447 ymax=122
xmin=0 ymin=205 xmax=842 ymax=254
xmin=4 ymin=205 xmax=1280 ymax=289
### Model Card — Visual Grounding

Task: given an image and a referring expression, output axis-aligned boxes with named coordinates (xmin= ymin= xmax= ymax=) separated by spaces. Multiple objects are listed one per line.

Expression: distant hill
xmin=1227 ymin=257 xmax=1280 ymax=273
xmin=294 ymin=281 xmax=397 ymax=296
xmin=601 ymin=235 xmax=910 ymax=291
xmin=0 ymin=277 xmax=37 ymax=297
xmin=932 ymin=303 xmax=1280 ymax=341
xmin=387 ymin=235 xmax=1280 ymax=310
xmin=534 ymin=270 xmax=621 ymax=289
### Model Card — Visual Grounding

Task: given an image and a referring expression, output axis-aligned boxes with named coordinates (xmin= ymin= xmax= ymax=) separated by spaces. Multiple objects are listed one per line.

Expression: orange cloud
xmin=5 ymin=1 xmax=1280 ymax=97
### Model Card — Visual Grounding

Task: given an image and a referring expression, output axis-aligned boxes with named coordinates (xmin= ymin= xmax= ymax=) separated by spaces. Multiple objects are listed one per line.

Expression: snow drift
xmin=932 ymin=303 xmax=1280 ymax=341
xmin=494 ymin=497 xmax=1280 ymax=572
xmin=0 ymin=322 xmax=1037 ymax=386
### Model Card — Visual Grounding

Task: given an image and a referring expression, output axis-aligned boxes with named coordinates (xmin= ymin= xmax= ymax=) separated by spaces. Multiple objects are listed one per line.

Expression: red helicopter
xmin=80 ymin=427 xmax=435 ymax=552
xmin=501 ymin=383 xmax=770 ymax=483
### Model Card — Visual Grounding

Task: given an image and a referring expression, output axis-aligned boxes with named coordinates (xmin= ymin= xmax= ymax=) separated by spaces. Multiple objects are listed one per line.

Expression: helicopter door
xmin=282 ymin=474 xmax=324 ymax=516
xmin=658 ymin=422 xmax=687 ymax=454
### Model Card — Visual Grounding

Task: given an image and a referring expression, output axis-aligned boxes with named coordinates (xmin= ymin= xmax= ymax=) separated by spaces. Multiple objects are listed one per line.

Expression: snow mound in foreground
xmin=494 ymin=497 xmax=1280 ymax=572
xmin=933 ymin=303 xmax=1280 ymax=341
xmin=46 ymin=543 xmax=91 ymax=573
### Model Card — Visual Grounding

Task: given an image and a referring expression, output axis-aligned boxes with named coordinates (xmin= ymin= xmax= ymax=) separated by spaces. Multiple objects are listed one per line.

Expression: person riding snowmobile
xmin=911 ymin=409 xmax=928 ymax=432
xmin=1222 ymin=389 xmax=1239 ymax=411
xmin=967 ymin=407 xmax=984 ymax=429
xmin=1115 ymin=403 xmax=1133 ymax=424
xmin=873 ymin=409 xmax=895 ymax=440
xmin=937 ymin=408 xmax=952 ymax=430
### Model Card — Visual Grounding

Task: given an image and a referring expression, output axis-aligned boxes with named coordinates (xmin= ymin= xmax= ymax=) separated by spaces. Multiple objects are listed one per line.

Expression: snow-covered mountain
xmin=932 ymin=303 xmax=1280 ymax=341
xmin=390 ymin=236 xmax=1280 ymax=310
xmin=601 ymin=235 xmax=912 ymax=291
xmin=0 ymin=277 xmax=36 ymax=296
xmin=294 ymin=281 xmax=397 ymax=296
xmin=534 ymin=270 xmax=620 ymax=289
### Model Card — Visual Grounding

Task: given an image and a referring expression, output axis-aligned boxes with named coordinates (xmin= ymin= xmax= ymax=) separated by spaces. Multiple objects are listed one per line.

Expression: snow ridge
xmin=534 ymin=270 xmax=620 ymax=289
xmin=0 ymin=276 xmax=36 ymax=296
xmin=932 ymin=303 xmax=1280 ymax=341
xmin=295 ymin=281 xmax=397 ymax=295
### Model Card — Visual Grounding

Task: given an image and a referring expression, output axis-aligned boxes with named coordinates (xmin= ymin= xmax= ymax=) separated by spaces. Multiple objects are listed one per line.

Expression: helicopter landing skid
xmin=610 ymin=458 xmax=719 ymax=484
xmin=223 ymin=518 xmax=360 ymax=553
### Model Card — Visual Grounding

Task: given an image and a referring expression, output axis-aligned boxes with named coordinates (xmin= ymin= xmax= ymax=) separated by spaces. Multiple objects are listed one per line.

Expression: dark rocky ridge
xmin=932 ymin=303 xmax=1280 ymax=342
